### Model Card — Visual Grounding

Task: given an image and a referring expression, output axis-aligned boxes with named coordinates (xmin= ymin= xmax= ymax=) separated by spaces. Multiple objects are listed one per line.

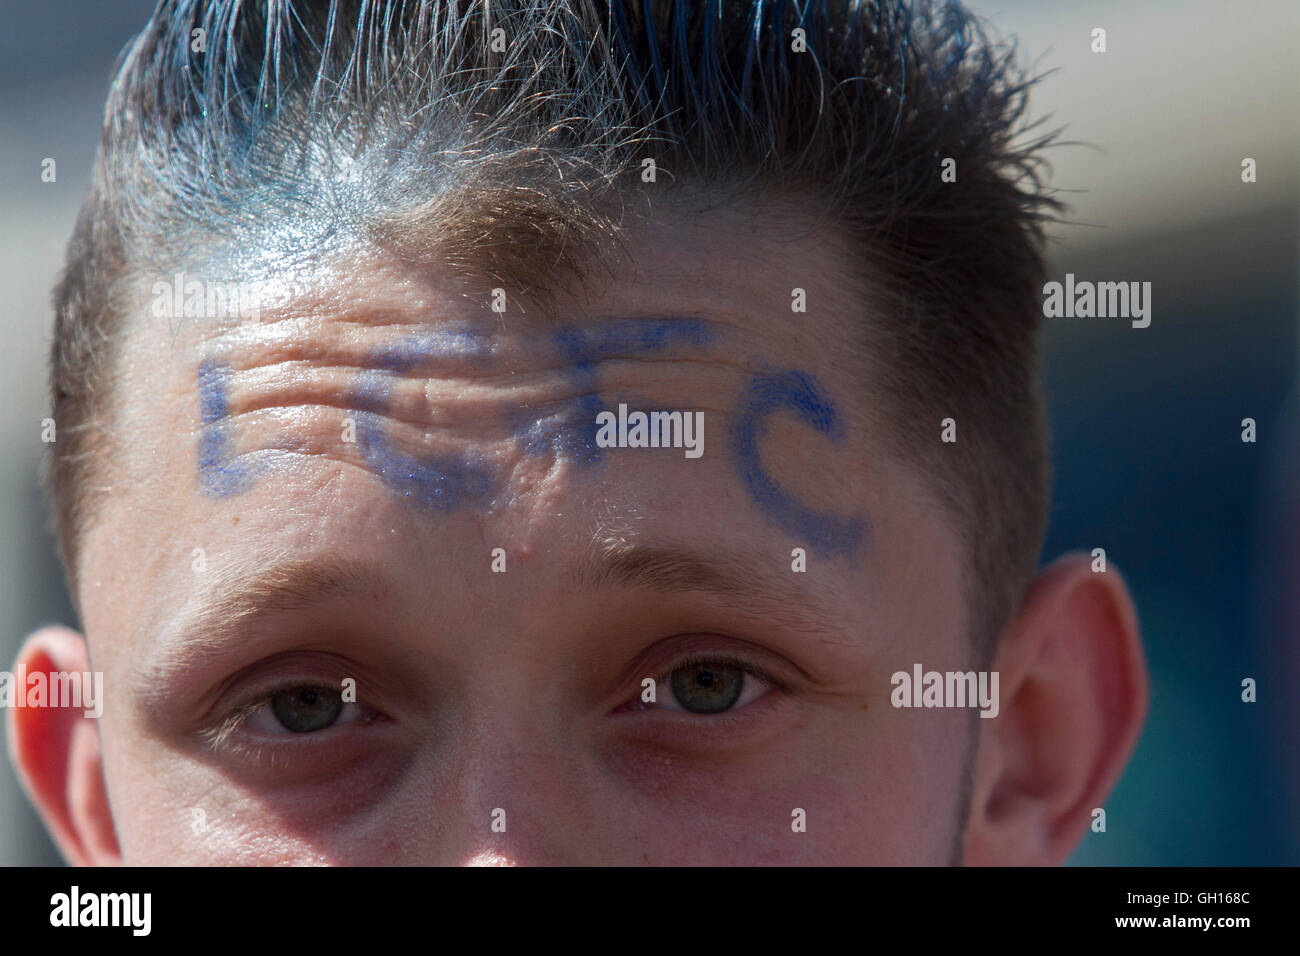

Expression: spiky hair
xmin=51 ymin=0 xmax=1062 ymax=655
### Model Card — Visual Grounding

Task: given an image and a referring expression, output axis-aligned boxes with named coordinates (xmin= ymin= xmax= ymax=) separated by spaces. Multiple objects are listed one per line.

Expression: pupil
xmin=671 ymin=662 xmax=744 ymax=714
xmin=272 ymin=685 xmax=343 ymax=733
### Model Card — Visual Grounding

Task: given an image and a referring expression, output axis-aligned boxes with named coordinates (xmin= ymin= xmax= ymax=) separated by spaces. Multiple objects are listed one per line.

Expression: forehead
xmin=80 ymin=202 xmax=929 ymax=656
xmin=117 ymin=204 xmax=872 ymax=484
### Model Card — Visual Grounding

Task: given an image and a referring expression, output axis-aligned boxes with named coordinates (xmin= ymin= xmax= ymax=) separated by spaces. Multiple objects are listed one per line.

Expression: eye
xmin=242 ymin=683 xmax=364 ymax=735
xmin=650 ymin=659 xmax=774 ymax=715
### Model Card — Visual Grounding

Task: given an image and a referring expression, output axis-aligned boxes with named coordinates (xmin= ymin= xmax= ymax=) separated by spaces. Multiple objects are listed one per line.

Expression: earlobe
xmin=961 ymin=553 xmax=1148 ymax=865
xmin=6 ymin=625 xmax=122 ymax=866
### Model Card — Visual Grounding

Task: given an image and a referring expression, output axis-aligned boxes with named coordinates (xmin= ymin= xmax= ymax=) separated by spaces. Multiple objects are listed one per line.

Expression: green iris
xmin=670 ymin=662 xmax=744 ymax=714
xmin=271 ymin=686 xmax=344 ymax=733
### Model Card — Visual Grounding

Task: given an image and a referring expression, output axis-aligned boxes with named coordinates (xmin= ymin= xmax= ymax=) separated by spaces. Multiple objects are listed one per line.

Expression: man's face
xmin=77 ymin=203 xmax=973 ymax=864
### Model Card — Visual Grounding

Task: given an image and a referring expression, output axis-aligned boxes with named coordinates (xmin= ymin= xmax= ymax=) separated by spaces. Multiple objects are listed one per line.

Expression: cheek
xmin=102 ymin=749 xmax=351 ymax=865
xmin=585 ymin=704 xmax=963 ymax=864
xmin=97 ymin=723 xmax=208 ymax=863
xmin=799 ymin=710 xmax=972 ymax=864
xmin=96 ymin=695 xmax=968 ymax=864
xmin=867 ymin=705 xmax=976 ymax=863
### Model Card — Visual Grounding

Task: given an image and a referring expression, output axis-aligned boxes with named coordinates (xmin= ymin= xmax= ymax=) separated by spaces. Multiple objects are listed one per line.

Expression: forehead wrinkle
xmin=195 ymin=314 xmax=497 ymax=370
xmin=208 ymin=362 xmax=741 ymax=434
xmin=195 ymin=310 xmax=732 ymax=368
xmin=211 ymin=338 xmax=746 ymax=394
xmin=190 ymin=311 xmax=740 ymax=429
xmin=174 ymin=310 xmax=759 ymax=519
xmin=200 ymin=341 xmax=748 ymax=437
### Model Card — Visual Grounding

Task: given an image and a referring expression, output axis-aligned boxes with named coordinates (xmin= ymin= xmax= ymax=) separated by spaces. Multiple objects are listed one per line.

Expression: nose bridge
xmin=454 ymin=704 xmax=547 ymax=809
xmin=432 ymin=695 xmax=589 ymax=865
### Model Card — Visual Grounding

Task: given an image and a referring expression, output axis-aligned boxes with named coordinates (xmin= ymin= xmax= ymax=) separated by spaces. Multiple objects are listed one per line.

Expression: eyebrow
xmin=136 ymin=554 xmax=386 ymax=706
xmin=138 ymin=542 xmax=855 ymax=708
xmin=195 ymin=555 xmax=382 ymax=623
xmin=571 ymin=543 xmax=853 ymax=649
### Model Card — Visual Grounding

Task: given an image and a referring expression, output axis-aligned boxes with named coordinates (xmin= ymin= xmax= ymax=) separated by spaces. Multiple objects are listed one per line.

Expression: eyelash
xmin=199 ymin=647 xmax=788 ymax=758
xmin=201 ymin=678 xmax=370 ymax=751
xmin=634 ymin=653 xmax=786 ymax=711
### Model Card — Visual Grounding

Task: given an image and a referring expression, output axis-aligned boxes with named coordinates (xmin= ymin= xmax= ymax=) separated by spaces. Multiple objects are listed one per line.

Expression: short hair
xmin=49 ymin=0 xmax=1061 ymax=660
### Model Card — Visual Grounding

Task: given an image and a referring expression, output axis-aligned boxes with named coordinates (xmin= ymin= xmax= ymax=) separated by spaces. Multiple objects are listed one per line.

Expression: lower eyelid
xmin=199 ymin=717 xmax=398 ymax=782
xmin=609 ymin=685 xmax=792 ymax=750
xmin=200 ymin=701 xmax=392 ymax=760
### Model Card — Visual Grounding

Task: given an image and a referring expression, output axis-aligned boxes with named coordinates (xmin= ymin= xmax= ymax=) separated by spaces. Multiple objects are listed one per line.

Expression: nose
xmin=405 ymin=711 xmax=601 ymax=866
xmin=462 ymin=850 xmax=518 ymax=866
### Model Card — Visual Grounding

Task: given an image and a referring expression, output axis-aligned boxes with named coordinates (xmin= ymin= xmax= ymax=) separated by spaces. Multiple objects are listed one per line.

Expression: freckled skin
xmin=14 ymin=202 xmax=1145 ymax=866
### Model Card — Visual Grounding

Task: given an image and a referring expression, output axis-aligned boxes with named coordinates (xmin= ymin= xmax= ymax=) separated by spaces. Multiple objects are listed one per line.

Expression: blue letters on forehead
xmin=554 ymin=317 xmax=713 ymax=362
xmin=367 ymin=326 xmax=495 ymax=372
xmin=351 ymin=410 xmax=495 ymax=510
xmin=352 ymin=318 xmax=715 ymax=501
xmin=194 ymin=318 xmax=868 ymax=565
xmin=197 ymin=359 xmax=257 ymax=497
xmin=197 ymin=358 xmax=230 ymax=423
xmin=521 ymin=317 xmax=715 ymax=463
xmin=344 ymin=333 xmax=497 ymax=510
xmin=730 ymin=367 xmax=868 ymax=558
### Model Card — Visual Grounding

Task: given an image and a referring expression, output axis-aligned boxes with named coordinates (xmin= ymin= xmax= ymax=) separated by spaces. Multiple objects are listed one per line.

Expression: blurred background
xmin=1 ymin=0 xmax=1297 ymax=864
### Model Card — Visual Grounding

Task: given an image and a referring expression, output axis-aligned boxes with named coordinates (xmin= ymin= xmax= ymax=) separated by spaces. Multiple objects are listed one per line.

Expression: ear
xmin=961 ymin=553 xmax=1148 ymax=865
xmin=6 ymin=625 xmax=122 ymax=866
